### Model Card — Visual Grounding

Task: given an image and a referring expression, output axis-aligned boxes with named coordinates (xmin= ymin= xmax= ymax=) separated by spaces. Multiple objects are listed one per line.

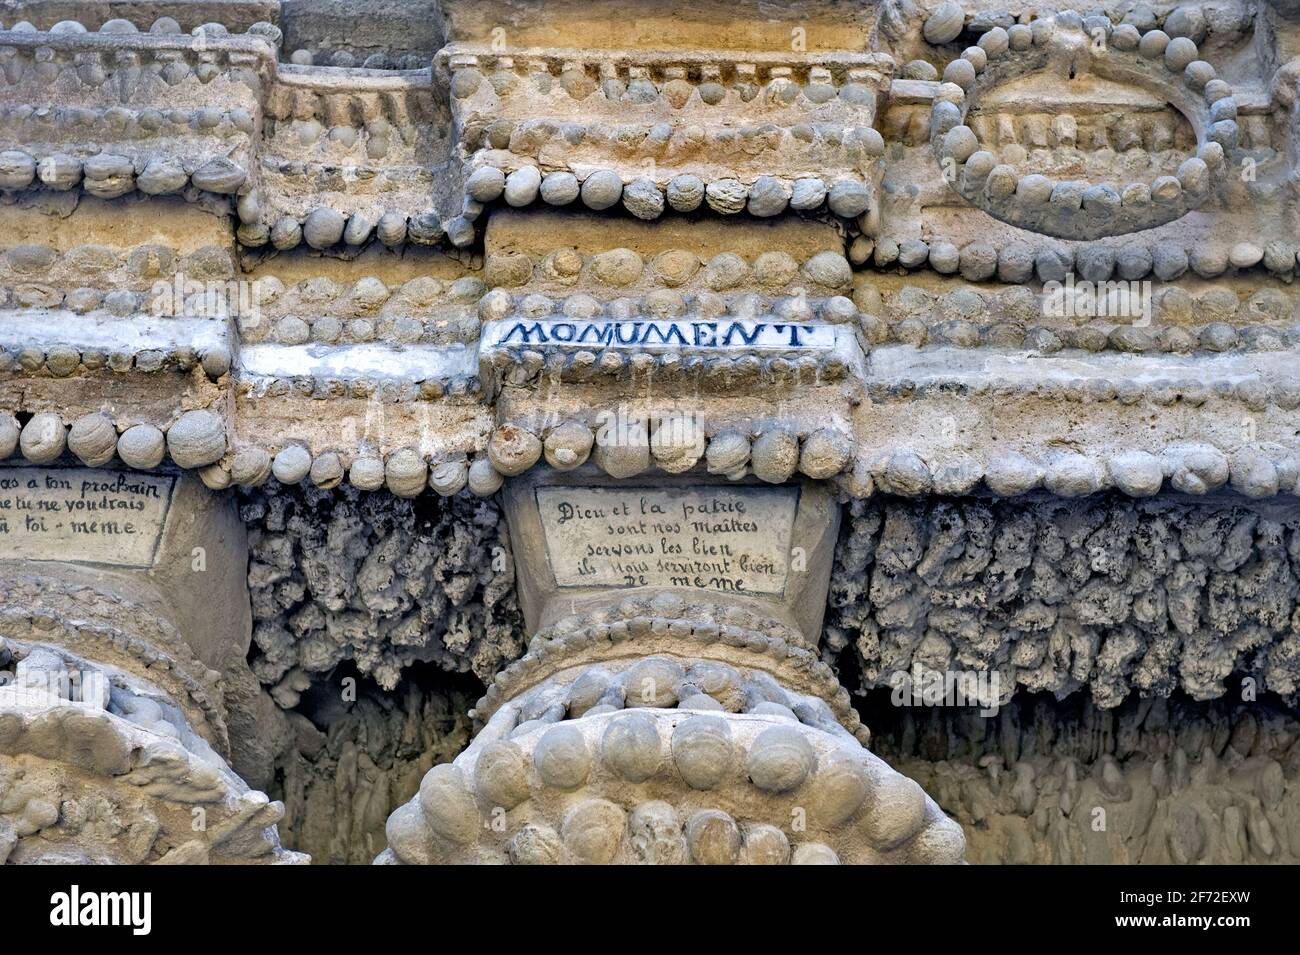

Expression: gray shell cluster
xmin=444 ymin=49 xmax=895 ymax=110
xmin=928 ymin=13 xmax=1235 ymax=240
xmin=854 ymin=233 xmax=1300 ymax=282
xmin=846 ymin=444 xmax=1300 ymax=501
xmin=0 ymin=408 xmax=227 ymax=472
xmin=0 ymin=146 xmax=247 ymax=199
xmin=483 ymin=419 xmax=856 ymax=485
xmin=381 ymin=706 xmax=965 ymax=865
xmin=473 ymin=590 xmax=864 ymax=738
xmin=0 ymin=337 xmax=231 ymax=382
xmin=466 ymin=162 xmax=877 ymax=222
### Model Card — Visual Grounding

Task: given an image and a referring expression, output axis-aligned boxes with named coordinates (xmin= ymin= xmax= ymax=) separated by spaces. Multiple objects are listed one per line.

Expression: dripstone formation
xmin=1 ymin=0 xmax=1298 ymax=865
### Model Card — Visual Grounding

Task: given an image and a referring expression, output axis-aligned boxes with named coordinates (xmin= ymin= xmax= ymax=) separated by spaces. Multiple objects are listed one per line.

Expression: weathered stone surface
xmin=1 ymin=0 xmax=1293 ymax=872
xmin=829 ymin=495 xmax=1300 ymax=709
xmin=239 ymin=483 xmax=521 ymax=689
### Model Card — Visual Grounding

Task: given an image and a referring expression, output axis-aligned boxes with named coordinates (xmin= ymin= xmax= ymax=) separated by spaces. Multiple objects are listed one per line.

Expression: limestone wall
xmin=1 ymin=0 xmax=1298 ymax=865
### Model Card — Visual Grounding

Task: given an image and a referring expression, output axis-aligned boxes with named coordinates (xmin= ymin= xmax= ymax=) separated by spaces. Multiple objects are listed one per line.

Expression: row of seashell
xmin=1 ymin=18 xmax=276 ymax=40
xmin=482 ymin=246 xmax=856 ymax=292
xmin=870 ymin=282 xmax=1297 ymax=332
xmin=388 ymin=767 xmax=961 ymax=864
xmin=383 ymin=703 xmax=963 ymax=863
xmin=0 ymin=22 xmax=276 ymax=87
xmin=854 ymin=233 xmax=1300 ymax=283
xmin=864 ymin=370 xmax=1299 ymax=412
xmin=465 ymin=164 xmax=875 ymax=221
xmin=0 ymin=104 xmax=254 ymax=140
xmin=0 ymin=147 xmax=246 ymax=196
xmin=12 ymin=409 xmax=1292 ymax=499
xmin=484 ymin=420 xmax=856 ymax=483
xmin=869 ymin=314 xmax=1300 ymax=359
xmin=958 ymin=108 xmax=1196 ymax=154
xmin=235 ymin=371 xmax=480 ymax=403
xmin=445 ymin=51 xmax=890 ymax=106
xmin=284 ymin=49 xmax=427 ymax=71
xmin=512 ymin=656 xmax=845 ymax=732
xmin=476 ymin=599 xmax=861 ymax=736
xmin=0 ymin=408 xmax=859 ymax=495
xmin=2 ymin=18 xmax=432 ymax=75
xmin=490 ymin=346 xmax=851 ymax=388
xmin=245 ymin=312 xmax=479 ymax=348
xmin=0 ymin=408 xmax=491 ymax=496
xmin=854 ymin=445 xmax=1300 ymax=500
xmin=0 ymin=409 xmax=227 ymax=470
xmin=484 ymin=293 xmax=858 ymax=327
xmin=922 ymin=4 xmax=1218 ymax=48
xmin=238 ymin=205 xmax=456 ymax=251
xmin=928 ymin=14 xmax=1235 ymax=240
xmin=0 ymin=341 xmax=231 ymax=381
xmin=466 ymin=119 xmax=883 ymax=167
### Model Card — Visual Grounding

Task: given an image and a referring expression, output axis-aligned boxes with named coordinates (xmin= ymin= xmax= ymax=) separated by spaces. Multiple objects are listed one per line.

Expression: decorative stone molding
xmin=0 ymin=637 xmax=304 ymax=863
xmin=1 ymin=0 xmax=1298 ymax=870
xmin=0 ymin=465 xmax=301 ymax=861
xmin=381 ymin=674 xmax=964 ymax=865
xmin=928 ymin=12 xmax=1235 ymax=240
xmin=438 ymin=45 xmax=892 ymax=224
xmin=381 ymin=471 xmax=965 ymax=864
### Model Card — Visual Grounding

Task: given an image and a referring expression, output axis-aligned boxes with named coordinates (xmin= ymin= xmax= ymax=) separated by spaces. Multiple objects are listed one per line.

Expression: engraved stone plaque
xmin=536 ymin=485 xmax=799 ymax=596
xmin=0 ymin=468 xmax=175 ymax=567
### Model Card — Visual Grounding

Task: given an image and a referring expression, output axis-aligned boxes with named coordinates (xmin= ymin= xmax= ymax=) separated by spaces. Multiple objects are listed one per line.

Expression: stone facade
xmin=1 ymin=0 xmax=1298 ymax=865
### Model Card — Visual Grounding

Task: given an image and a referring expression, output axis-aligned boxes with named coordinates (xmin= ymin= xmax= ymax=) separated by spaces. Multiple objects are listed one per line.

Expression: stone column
xmin=0 ymin=464 xmax=304 ymax=864
xmin=379 ymin=471 xmax=965 ymax=864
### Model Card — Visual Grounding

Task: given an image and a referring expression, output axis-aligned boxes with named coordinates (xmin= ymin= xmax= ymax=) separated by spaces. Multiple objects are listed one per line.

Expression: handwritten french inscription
xmin=0 ymin=468 xmax=174 ymax=567
xmin=537 ymin=485 xmax=798 ymax=595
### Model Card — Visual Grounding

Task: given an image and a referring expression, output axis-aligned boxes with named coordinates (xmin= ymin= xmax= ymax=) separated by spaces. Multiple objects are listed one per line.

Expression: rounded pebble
xmin=465 ymin=166 xmax=506 ymax=202
xmin=166 ymin=410 xmax=226 ymax=468
xmin=504 ymin=165 xmax=542 ymax=207
xmin=861 ymin=774 xmax=928 ymax=850
xmin=488 ymin=423 xmax=542 ymax=476
xmin=671 ymin=716 xmax=734 ymax=790
xmin=67 ymin=413 xmax=117 ymax=467
xmin=746 ymin=725 xmax=816 ymax=793
xmin=0 ymin=414 xmax=19 ymax=458
xmin=561 ymin=799 xmax=624 ymax=864
xmin=417 ymin=764 xmax=478 ymax=844
xmin=272 ymin=445 xmax=312 ymax=484
xmin=581 ymin=170 xmax=624 ymax=210
xmin=924 ymin=2 xmax=965 ymax=44
xmin=601 ymin=712 xmax=663 ymax=782
xmin=686 ymin=810 xmax=741 ymax=865
xmin=379 ymin=447 xmax=425 ymax=497
xmin=20 ymin=412 xmax=66 ymax=464
xmin=751 ymin=429 xmax=800 ymax=483
xmin=231 ymin=447 xmax=273 ymax=486
xmin=117 ymin=424 xmax=165 ymax=469
xmin=468 ymin=457 xmax=505 ymax=496
xmin=474 ymin=740 xmax=530 ymax=810
xmin=799 ymin=428 xmax=853 ymax=479
xmin=534 ymin=725 xmax=592 ymax=790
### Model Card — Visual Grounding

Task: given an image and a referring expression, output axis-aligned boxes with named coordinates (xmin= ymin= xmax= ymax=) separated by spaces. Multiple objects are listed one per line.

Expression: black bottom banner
xmin=0 ymin=863 xmax=1275 ymax=943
